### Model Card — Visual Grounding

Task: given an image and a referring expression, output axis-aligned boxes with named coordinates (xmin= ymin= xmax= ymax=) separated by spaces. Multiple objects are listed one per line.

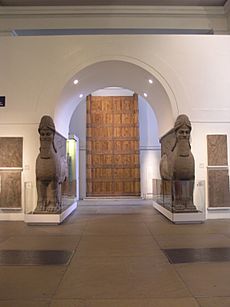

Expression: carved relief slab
xmin=159 ymin=128 xmax=175 ymax=158
xmin=0 ymin=137 xmax=23 ymax=167
xmin=208 ymin=169 xmax=230 ymax=207
xmin=54 ymin=132 xmax=67 ymax=159
xmin=0 ymin=172 xmax=21 ymax=208
xmin=207 ymin=135 xmax=228 ymax=166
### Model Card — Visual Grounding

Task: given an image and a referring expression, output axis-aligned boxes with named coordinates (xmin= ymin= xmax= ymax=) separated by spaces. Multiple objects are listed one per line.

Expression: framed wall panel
xmin=207 ymin=134 xmax=230 ymax=208
xmin=207 ymin=135 xmax=228 ymax=166
xmin=0 ymin=171 xmax=21 ymax=209
xmin=0 ymin=137 xmax=23 ymax=167
xmin=0 ymin=137 xmax=23 ymax=209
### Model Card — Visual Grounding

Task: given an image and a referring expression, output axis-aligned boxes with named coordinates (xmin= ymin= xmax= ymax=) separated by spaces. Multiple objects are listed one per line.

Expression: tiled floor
xmin=0 ymin=199 xmax=230 ymax=306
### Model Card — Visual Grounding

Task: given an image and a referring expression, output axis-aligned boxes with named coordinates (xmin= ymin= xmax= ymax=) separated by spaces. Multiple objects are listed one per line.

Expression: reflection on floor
xmin=0 ymin=250 xmax=73 ymax=265
xmin=163 ymin=247 xmax=230 ymax=264
xmin=1 ymin=199 xmax=230 ymax=306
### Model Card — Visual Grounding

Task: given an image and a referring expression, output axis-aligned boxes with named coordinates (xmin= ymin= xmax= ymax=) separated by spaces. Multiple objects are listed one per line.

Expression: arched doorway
xmin=70 ymin=87 xmax=160 ymax=199
xmin=54 ymin=60 xmax=176 ymax=199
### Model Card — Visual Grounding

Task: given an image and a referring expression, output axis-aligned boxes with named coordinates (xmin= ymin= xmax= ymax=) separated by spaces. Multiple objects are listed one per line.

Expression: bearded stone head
xmin=174 ymin=114 xmax=191 ymax=141
xmin=38 ymin=115 xmax=57 ymax=156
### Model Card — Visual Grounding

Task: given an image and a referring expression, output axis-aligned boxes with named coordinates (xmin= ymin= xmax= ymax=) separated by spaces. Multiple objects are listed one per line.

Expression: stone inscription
xmin=207 ymin=135 xmax=228 ymax=166
xmin=0 ymin=172 xmax=21 ymax=208
xmin=208 ymin=169 xmax=230 ymax=207
xmin=0 ymin=137 xmax=23 ymax=167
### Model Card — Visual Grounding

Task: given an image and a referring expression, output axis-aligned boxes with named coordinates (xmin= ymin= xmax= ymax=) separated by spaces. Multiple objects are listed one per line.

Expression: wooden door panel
xmin=86 ymin=94 xmax=140 ymax=197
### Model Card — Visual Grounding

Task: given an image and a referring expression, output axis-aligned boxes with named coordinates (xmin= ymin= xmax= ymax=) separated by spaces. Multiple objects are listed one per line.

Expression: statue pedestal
xmin=24 ymin=201 xmax=77 ymax=225
xmin=153 ymin=201 xmax=205 ymax=224
xmin=152 ymin=178 xmax=205 ymax=224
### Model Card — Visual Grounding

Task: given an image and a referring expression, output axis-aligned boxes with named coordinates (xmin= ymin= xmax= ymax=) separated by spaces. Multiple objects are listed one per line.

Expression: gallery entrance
xmin=86 ymin=94 xmax=141 ymax=197
xmin=60 ymin=60 xmax=175 ymax=199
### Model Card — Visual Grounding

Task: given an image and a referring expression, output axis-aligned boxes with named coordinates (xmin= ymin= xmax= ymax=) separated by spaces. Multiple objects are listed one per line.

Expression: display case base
xmin=0 ymin=212 xmax=24 ymax=221
xmin=153 ymin=201 xmax=205 ymax=224
xmin=207 ymin=207 xmax=230 ymax=219
xmin=24 ymin=201 xmax=77 ymax=225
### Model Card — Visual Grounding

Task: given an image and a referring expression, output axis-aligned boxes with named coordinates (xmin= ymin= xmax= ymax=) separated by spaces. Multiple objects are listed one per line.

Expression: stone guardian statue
xmin=160 ymin=114 xmax=197 ymax=212
xmin=34 ymin=115 xmax=67 ymax=214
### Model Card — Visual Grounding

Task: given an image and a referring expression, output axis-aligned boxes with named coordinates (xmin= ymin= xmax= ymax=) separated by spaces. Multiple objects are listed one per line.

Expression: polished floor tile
xmin=154 ymin=233 xmax=230 ymax=249
xmin=1 ymin=200 xmax=230 ymax=305
xmin=86 ymin=297 xmax=200 ymax=307
xmin=0 ymin=235 xmax=81 ymax=250
xmin=76 ymin=235 xmax=167 ymax=258
xmin=163 ymin=247 xmax=230 ymax=264
xmin=55 ymin=256 xmax=190 ymax=299
xmin=197 ymin=297 xmax=230 ymax=307
xmin=146 ymin=220 xmax=218 ymax=235
xmin=0 ymin=267 xmax=66 ymax=299
xmin=83 ymin=221 xmax=151 ymax=236
xmin=49 ymin=298 xmax=201 ymax=307
xmin=21 ymin=222 xmax=86 ymax=236
xmin=0 ymin=250 xmax=73 ymax=265
xmin=50 ymin=299 xmax=86 ymax=307
xmin=0 ymin=300 xmax=50 ymax=307
xmin=175 ymin=262 xmax=230 ymax=297
xmin=0 ymin=221 xmax=28 ymax=236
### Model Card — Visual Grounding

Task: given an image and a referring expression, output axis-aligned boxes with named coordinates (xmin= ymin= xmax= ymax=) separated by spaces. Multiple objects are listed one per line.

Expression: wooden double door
xmin=86 ymin=94 xmax=140 ymax=197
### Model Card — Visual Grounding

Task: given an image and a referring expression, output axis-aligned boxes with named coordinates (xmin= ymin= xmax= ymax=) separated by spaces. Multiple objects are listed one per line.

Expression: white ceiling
xmin=0 ymin=0 xmax=228 ymax=6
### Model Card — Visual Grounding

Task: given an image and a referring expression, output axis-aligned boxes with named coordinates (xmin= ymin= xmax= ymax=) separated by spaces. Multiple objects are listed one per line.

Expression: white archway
xmin=54 ymin=60 xmax=177 ymax=138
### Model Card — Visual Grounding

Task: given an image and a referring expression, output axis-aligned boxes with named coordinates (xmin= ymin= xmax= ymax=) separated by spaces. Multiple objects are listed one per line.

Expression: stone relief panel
xmin=54 ymin=132 xmax=67 ymax=159
xmin=0 ymin=137 xmax=22 ymax=209
xmin=0 ymin=172 xmax=21 ymax=208
xmin=208 ymin=169 xmax=230 ymax=207
xmin=0 ymin=137 xmax=23 ymax=167
xmin=207 ymin=135 xmax=228 ymax=166
xmin=207 ymin=134 xmax=230 ymax=207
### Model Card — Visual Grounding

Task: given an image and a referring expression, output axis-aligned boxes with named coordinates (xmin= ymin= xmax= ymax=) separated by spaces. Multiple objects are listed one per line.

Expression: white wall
xmin=1 ymin=35 xmax=230 ymax=217
xmin=138 ymin=96 xmax=161 ymax=197
xmin=69 ymin=97 xmax=87 ymax=199
xmin=69 ymin=89 xmax=161 ymax=199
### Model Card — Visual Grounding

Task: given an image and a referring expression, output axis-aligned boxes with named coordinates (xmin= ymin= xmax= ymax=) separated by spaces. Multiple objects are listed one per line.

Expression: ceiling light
xmin=144 ymin=93 xmax=148 ymax=98
xmin=73 ymin=79 xmax=79 ymax=85
xmin=79 ymin=94 xmax=83 ymax=98
xmin=148 ymin=79 xmax=153 ymax=84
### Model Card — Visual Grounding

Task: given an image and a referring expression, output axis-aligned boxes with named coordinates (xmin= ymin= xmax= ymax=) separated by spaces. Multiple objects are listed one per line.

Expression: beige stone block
xmin=76 ymin=235 xmax=168 ymax=259
xmin=197 ymin=297 xmax=230 ymax=307
xmin=0 ymin=235 xmax=81 ymax=250
xmin=83 ymin=221 xmax=151 ymax=236
xmin=55 ymin=256 xmax=191 ymax=299
xmin=0 ymin=267 xmax=66 ymax=299
xmin=87 ymin=297 xmax=199 ymax=307
xmin=0 ymin=301 xmax=50 ymax=307
xmin=176 ymin=262 xmax=230 ymax=297
xmin=154 ymin=233 xmax=230 ymax=249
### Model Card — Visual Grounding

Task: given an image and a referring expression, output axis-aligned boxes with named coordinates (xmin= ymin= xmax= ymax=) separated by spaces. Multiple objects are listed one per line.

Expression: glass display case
xmin=24 ymin=135 xmax=79 ymax=224
xmin=152 ymin=178 xmax=205 ymax=223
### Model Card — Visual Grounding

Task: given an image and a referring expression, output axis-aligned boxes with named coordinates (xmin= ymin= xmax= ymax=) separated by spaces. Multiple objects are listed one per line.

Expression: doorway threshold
xmin=80 ymin=198 xmax=150 ymax=206
xmin=84 ymin=196 xmax=142 ymax=200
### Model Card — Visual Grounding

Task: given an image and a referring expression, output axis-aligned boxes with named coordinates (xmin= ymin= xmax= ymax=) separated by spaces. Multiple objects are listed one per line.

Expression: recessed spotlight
xmin=148 ymin=79 xmax=153 ymax=84
xmin=79 ymin=94 xmax=83 ymax=98
xmin=144 ymin=93 xmax=148 ymax=98
xmin=73 ymin=79 xmax=79 ymax=85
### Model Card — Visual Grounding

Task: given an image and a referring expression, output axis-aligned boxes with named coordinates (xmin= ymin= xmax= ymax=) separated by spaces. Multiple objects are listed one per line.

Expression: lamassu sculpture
xmin=160 ymin=114 xmax=197 ymax=212
xmin=34 ymin=115 xmax=67 ymax=214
